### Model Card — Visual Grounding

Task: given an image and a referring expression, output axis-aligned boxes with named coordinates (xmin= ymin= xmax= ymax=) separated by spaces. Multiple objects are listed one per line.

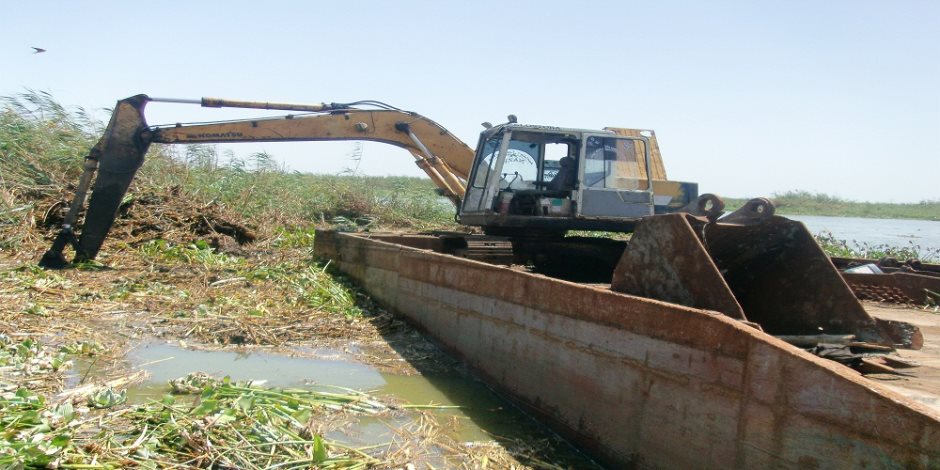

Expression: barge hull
xmin=314 ymin=230 xmax=940 ymax=468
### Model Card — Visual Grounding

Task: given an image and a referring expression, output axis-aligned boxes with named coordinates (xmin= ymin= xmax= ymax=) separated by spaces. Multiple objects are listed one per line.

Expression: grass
xmin=152 ymin=157 xmax=456 ymax=230
xmin=133 ymin=237 xmax=366 ymax=318
xmin=725 ymin=190 xmax=940 ymax=221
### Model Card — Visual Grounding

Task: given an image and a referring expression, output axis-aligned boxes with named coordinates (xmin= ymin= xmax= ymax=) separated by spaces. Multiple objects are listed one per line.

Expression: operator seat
xmin=548 ymin=156 xmax=576 ymax=191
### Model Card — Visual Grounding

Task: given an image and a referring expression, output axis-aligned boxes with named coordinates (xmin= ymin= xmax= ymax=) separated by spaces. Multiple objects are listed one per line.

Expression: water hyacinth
xmin=0 ymin=373 xmax=391 ymax=468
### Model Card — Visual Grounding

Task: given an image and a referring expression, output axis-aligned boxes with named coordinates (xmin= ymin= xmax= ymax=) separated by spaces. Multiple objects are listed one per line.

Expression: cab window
xmin=471 ymin=136 xmax=539 ymax=189
xmin=583 ymin=136 xmax=646 ymax=190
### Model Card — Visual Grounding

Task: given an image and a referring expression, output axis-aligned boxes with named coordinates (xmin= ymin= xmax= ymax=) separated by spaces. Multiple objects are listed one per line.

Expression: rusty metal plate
xmin=611 ymin=213 xmax=746 ymax=319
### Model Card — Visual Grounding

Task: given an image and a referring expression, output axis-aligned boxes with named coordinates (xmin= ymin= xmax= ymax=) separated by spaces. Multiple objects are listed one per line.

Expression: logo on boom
xmin=184 ymin=132 xmax=244 ymax=139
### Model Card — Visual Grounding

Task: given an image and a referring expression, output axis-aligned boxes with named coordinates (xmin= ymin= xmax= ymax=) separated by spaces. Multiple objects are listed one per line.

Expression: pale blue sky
xmin=2 ymin=0 xmax=938 ymax=202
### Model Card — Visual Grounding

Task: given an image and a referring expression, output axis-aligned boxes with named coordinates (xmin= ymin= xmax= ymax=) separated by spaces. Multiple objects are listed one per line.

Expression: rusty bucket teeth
xmin=612 ymin=199 xmax=922 ymax=349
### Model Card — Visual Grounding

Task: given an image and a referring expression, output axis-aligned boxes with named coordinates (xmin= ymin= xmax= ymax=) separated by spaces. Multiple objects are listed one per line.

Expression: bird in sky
xmin=32 ymin=47 xmax=46 ymax=54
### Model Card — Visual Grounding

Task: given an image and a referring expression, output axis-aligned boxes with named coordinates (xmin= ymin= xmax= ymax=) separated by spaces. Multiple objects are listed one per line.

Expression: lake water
xmin=785 ymin=214 xmax=940 ymax=259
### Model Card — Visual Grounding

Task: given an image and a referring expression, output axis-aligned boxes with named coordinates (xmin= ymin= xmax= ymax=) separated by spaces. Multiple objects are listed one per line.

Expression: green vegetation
xmin=813 ymin=231 xmax=939 ymax=262
xmin=725 ymin=190 xmax=939 ymax=221
xmin=136 ymin=238 xmax=365 ymax=318
xmin=157 ymin=164 xmax=455 ymax=231
xmin=1 ymin=340 xmax=388 ymax=469
xmin=0 ymin=90 xmax=450 ymax=329
xmin=0 ymin=92 xmax=399 ymax=467
xmin=0 ymin=92 xmax=603 ymax=468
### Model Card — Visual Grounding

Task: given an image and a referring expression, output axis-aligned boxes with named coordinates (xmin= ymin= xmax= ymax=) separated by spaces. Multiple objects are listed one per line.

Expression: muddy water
xmin=94 ymin=341 xmax=586 ymax=457
xmin=128 ymin=342 xmax=383 ymax=389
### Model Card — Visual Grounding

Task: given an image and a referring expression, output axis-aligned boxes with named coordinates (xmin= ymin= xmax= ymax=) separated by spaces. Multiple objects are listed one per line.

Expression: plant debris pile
xmin=19 ymin=185 xmax=257 ymax=261
xmin=108 ymin=186 xmax=256 ymax=252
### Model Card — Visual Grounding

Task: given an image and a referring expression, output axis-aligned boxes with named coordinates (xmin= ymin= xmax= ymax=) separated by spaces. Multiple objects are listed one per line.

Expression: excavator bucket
xmin=612 ymin=199 xmax=922 ymax=349
xmin=39 ymin=95 xmax=151 ymax=267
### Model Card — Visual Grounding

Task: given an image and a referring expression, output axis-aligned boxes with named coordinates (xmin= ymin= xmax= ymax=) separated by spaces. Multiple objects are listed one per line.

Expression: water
xmin=84 ymin=341 xmax=592 ymax=462
xmin=127 ymin=343 xmax=384 ymax=389
xmin=785 ymin=215 xmax=940 ymax=258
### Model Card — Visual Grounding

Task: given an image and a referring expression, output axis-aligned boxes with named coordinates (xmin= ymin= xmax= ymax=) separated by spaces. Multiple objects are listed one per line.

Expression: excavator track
xmin=459 ymin=237 xmax=515 ymax=264
xmin=427 ymin=233 xmax=516 ymax=265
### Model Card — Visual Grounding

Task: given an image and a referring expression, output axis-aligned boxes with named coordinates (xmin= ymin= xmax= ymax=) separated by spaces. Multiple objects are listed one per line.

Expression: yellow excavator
xmin=39 ymin=94 xmax=700 ymax=265
xmin=39 ymin=94 xmax=921 ymax=349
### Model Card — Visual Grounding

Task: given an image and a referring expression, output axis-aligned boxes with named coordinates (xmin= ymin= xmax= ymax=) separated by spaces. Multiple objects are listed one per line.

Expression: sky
xmin=2 ymin=0 xmax=938 ymax=203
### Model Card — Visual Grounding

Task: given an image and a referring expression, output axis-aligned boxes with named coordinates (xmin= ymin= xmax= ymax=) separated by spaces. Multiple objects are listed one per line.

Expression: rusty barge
xmin=315 ymin=228 xmax=940 ymax=468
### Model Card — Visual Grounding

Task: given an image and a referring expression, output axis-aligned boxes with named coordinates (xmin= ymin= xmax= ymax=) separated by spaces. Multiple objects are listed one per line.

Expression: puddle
xmin=75 ymin=340 xmax=596 ymax=465
xmin=381 ymin=373 xmax=533 ymax=442
xmin=128 ymin=342 xmax=383 ymax=389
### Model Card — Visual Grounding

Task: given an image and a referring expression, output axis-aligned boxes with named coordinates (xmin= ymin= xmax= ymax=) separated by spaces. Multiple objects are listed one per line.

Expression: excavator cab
xmin=459 ymin=124 xmax=697 ymax=235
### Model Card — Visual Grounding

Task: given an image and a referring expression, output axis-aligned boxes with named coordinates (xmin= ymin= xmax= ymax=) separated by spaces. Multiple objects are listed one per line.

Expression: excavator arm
xmin=39 ymin=94 xmax=475 ymax=267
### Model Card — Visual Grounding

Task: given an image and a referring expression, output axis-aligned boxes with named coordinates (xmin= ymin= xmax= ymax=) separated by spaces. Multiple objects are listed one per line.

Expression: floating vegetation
xmin=86 ymin=387 xmax=127 ymax=409
xmin=0 ymin=336 xmax=74 ymax=393
xmin=814 ymin=230 xmax=940 ymax=262
xmin=0 ymin=373 xmax=391 ymax=469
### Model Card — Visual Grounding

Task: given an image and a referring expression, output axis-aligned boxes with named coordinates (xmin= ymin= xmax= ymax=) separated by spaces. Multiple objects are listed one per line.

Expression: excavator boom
xmin=39 ymin=94 xmax=475 ymax=266
xmin=151 ymin=100 xmax=475 ymax=181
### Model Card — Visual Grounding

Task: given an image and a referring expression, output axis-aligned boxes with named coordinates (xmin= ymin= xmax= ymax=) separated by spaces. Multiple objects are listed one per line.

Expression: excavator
xmin=39 ymin=94 xmax=922 ymax=350
xmin=38 ymin=94 xmax=699 ymax=264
